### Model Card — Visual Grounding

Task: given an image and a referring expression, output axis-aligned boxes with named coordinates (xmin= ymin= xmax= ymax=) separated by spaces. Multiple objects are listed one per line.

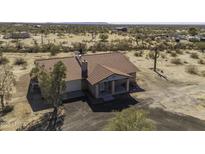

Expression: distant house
xmin=34 ymin=25 xmax=42 ymax=28
xmin=3 ymin=32 xmax=30 ymax=39
xmin=32 ymin=52 xmax=138 ymax=102
xmin=200 ymin=36 xmax=205 ymax=42
xmin=114 ymin=27 xmax=128 ymax=32
xmin=188 ymin=36 xmax=200 ymax=42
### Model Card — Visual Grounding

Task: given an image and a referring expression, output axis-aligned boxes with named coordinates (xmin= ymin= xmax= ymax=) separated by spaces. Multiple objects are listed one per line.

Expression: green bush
xmin=104 ymin=108 xmax=155 ymax=131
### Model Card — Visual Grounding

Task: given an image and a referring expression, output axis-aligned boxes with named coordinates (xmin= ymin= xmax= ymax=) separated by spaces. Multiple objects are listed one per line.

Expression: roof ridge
xmin=35 ymin=52 xmax=122 ymax=62
xmin=100 ymin=64 xmax=130 ymax=77
xmin=83 ymin=52 xmax=121 ymax=57
xmin=35 ymin=55 xmax=75 ymax=62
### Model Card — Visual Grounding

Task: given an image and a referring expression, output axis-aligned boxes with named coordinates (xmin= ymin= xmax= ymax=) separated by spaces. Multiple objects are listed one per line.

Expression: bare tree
xmin=0 ymin=65 xmax=16 ymax=110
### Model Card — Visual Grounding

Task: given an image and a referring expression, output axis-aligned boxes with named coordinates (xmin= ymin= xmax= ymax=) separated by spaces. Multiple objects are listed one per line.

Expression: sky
xmin=0 ymin=0 xmax=205 ymax=23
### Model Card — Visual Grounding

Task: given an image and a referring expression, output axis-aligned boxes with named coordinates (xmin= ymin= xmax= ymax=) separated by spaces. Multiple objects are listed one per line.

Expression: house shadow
xmin=130 ymin=82 xmax=145 ymax=93
xmin=27 ymin=81 xmax=143 ymax=113
xmin=86 ymin=94 xmax=139 ymax=112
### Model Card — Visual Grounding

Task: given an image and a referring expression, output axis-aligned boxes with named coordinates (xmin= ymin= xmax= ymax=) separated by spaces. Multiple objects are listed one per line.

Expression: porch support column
xmin=126 ymin=78 xmax=130 ymax=92
xmin=112 ymin=80 xmax=115 ymax=95
xmin=96 ymin=84 xmax=99 ymax=98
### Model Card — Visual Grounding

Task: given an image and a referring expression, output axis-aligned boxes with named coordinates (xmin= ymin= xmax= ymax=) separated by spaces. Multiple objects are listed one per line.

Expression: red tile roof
xmin=35 ymin=52 xmax=137 ymax=82
xmin=87 ymin=64 xmax=131 ymax=85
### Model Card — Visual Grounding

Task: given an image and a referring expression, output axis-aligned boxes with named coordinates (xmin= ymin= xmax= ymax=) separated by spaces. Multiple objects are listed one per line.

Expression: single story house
xmin=113 ymin=27 xmax=128 ymax=32
xmin=33 ymin=52 xmax=138 ymax=102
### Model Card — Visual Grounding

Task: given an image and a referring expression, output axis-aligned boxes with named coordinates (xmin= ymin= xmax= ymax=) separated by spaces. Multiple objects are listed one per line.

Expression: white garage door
xmin=66 ymin=80 xmax=82 ymax=92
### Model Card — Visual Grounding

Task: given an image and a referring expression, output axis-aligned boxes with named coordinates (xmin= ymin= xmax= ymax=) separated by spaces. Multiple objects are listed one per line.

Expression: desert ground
xmin=1 ymin=48 xmax=205 ymax=130
xmin=0 ymin=28 xmax=205 ymax=130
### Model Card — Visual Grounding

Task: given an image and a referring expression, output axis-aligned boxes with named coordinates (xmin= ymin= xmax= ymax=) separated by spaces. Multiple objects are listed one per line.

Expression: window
xmin=99 ymin=82 xmax=105 ymax=92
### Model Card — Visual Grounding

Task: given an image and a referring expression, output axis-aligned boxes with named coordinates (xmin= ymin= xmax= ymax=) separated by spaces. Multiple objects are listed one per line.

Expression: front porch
xmin=95 ymin=78 xmax=129 ymax=101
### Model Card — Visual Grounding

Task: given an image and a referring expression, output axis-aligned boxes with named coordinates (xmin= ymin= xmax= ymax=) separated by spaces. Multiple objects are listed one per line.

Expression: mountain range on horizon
xmin=1 ymin=22 xmax=205 ymax=25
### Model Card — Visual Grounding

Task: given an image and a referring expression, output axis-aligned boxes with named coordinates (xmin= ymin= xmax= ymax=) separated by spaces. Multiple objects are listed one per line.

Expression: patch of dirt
xmin=127 ymin=50 xmax=205 ymax=120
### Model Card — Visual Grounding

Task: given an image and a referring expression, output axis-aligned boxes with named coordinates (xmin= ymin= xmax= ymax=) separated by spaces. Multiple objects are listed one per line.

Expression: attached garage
xmin=65 ymin=79 xmax=82 ymax=92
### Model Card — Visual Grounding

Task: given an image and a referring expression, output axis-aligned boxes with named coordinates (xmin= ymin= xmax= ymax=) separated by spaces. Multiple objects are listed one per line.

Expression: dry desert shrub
xmin=134 ymin=51 xmax=143 ymax=57
xmin=14 ymin=58 xmax=27 ymax=66
xmin=170 ymin=51 xmax=177 ymax=57
xmin=166 ymin=50 xmax=172 ymax=54
xmin=148 ymin=51 xmax=155 ymax=59
xmin=171 ymin=58 xmax=183 ymax=65
xmin=201 ymin=71 xmax=205 ymax=77
xmin=0 ymin=56 xmax=9 ymax=65
xmin=161 ymin=53 xmax=166 ymax=59
xmin=198 ymin=59 xmax=205 ymax=65
xmin=190 ymin=52 xmax=199 ymax=59
xmin=176 ymin=49 xmax=184 ymax=55
xmin=185 ymin=65 xmax=199 ymax=75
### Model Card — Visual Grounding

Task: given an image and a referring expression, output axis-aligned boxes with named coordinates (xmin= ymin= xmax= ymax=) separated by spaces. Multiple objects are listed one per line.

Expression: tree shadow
xmin=155 ymin=70 xmax=168 ymax=81
xmin=27 ymin=81 xmax=52 ymax=112
xmin=149 ymin=67 xmax=169 ymax=81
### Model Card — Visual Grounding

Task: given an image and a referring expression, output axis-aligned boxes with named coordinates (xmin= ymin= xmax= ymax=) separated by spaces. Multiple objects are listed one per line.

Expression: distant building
xmin=3 ymin=32 xmax=30 ymax=39
xmin=114 ymin=27 xmax=128 ymax=32
xmin=188 ymin=36 xmax=200 ymax=42
xmin=200 ymin=36 xmax=205 ymax=42
xmin=34 ymin=25 xmax=42 ymax=28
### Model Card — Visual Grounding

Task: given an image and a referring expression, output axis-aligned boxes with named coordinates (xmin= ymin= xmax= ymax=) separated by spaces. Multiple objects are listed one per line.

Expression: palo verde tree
xmin=30 ymin=61 xmax=66 ymax=130
xmin=0 ymin=65 xmax=16 ymax=110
